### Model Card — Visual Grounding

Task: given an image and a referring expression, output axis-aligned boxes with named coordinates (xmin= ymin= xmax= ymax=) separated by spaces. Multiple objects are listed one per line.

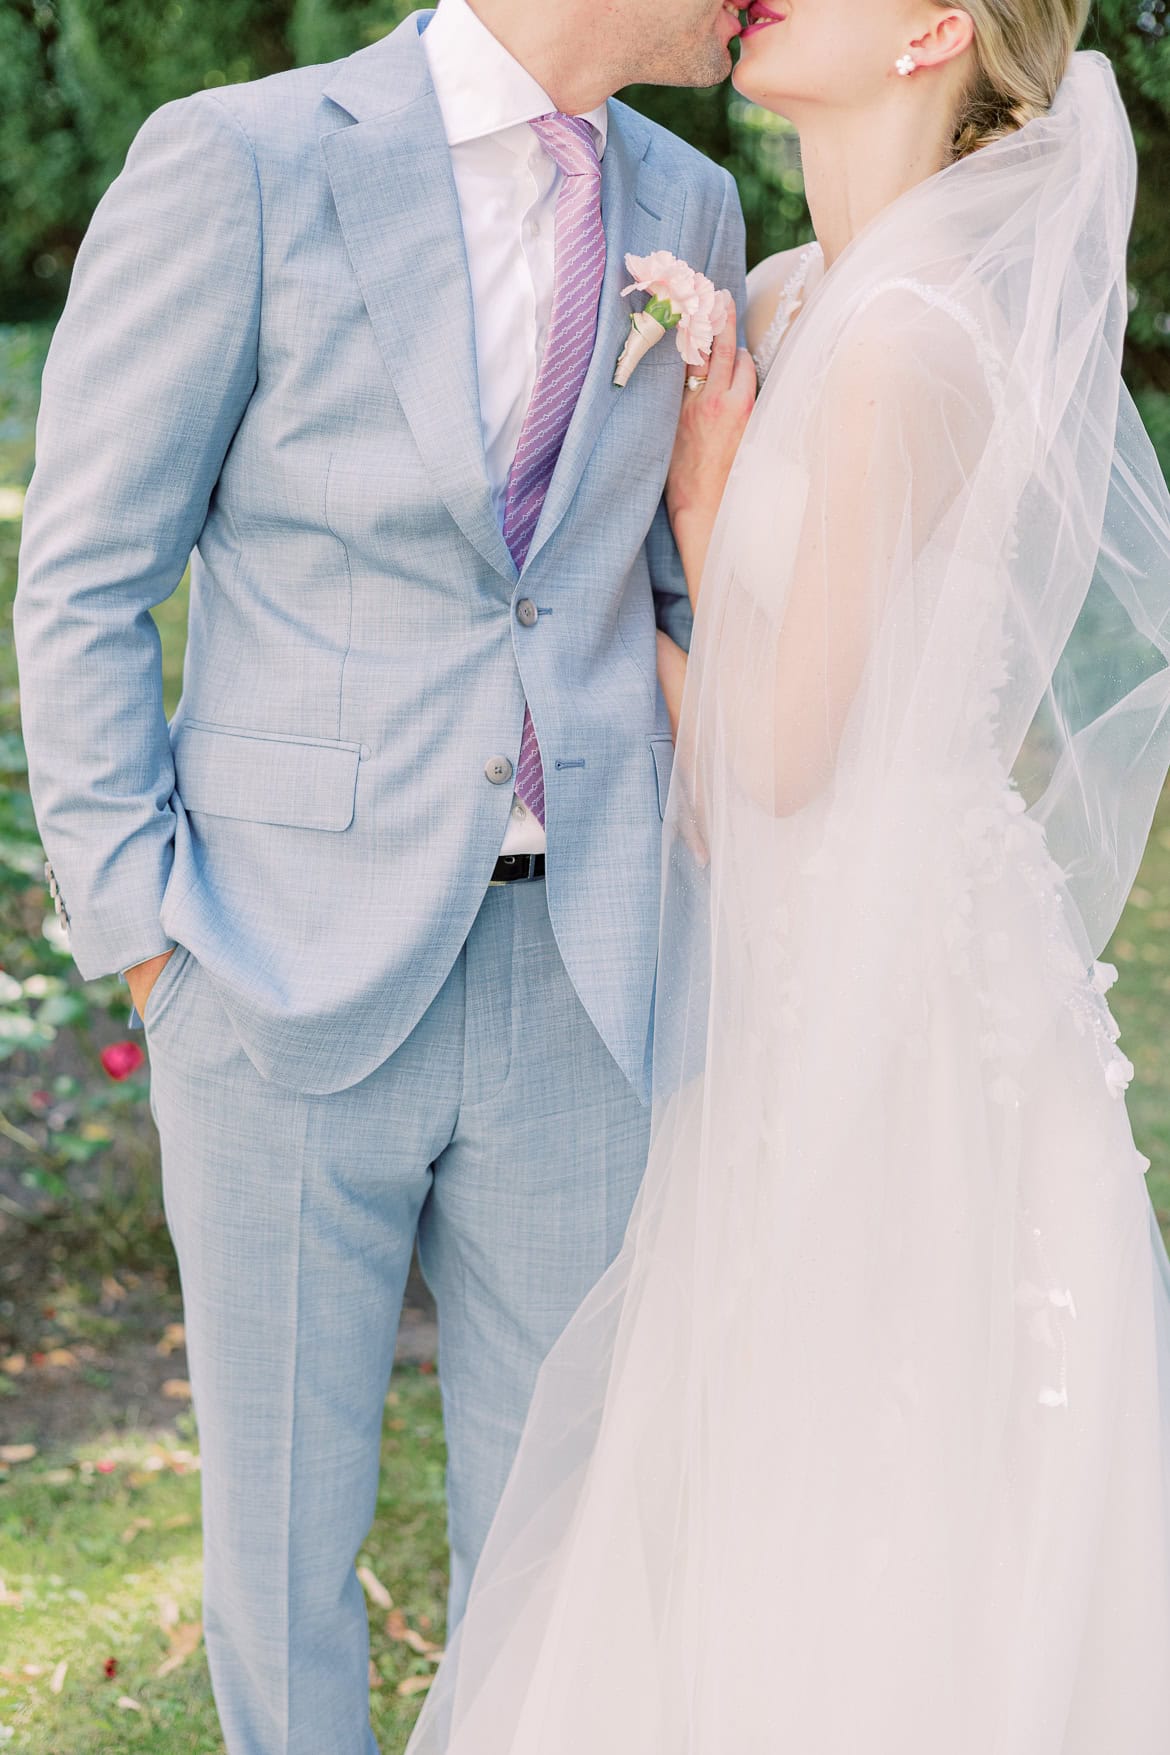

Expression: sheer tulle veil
xmin=408 ymin=52 xmax=1170 ymax=1753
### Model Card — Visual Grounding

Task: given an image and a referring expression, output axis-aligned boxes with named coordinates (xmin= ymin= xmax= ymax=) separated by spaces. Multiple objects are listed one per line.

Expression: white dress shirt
xmin=423 ymin=0 xmax=608 ymax=857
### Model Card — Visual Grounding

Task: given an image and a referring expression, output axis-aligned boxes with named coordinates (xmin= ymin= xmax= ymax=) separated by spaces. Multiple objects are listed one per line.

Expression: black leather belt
xmin=489 ymin=854 xmax=546 ymax=885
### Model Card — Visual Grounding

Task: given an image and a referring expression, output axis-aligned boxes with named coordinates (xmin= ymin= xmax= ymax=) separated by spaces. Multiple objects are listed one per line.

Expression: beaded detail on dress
xmin=751 ymin=244 xmax=822 ymax=383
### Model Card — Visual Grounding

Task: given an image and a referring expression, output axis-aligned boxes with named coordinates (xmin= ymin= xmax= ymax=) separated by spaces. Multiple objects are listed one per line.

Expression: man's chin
xmin=664 ymin=39 xmax=737 ymax=89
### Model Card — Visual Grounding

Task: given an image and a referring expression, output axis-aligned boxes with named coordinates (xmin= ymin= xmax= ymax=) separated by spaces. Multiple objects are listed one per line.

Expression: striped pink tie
xmin=504 ymin=113 xmax=606 ymax=828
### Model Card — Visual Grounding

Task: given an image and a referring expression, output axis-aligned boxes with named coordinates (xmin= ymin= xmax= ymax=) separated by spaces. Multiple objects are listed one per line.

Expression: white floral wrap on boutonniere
xmin=613 ymin=251 xmax=734 ymax=387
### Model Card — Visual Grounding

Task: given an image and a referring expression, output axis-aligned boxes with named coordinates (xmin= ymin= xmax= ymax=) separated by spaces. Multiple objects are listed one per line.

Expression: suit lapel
xmin=321 ymin=16 xmax=516 ymax=585
xmin=522 ymin=105 xmax=685 ymax=572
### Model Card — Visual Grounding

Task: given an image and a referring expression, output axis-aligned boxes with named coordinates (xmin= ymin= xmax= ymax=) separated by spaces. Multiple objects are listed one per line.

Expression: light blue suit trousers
xmin=148 ymin=880 xmax=648 ymax=1753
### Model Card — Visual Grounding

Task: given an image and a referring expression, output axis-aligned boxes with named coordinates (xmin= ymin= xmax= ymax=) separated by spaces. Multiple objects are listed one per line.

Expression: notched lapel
xmin=321 ymin=19 xmax=515 ymax=586
xmin=522 ymin=110 xmax=685 ymax=572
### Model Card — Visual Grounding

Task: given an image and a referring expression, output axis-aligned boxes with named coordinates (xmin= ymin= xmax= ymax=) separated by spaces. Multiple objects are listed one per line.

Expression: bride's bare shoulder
xmin=745 ymin=246 xmax=813 ymax=354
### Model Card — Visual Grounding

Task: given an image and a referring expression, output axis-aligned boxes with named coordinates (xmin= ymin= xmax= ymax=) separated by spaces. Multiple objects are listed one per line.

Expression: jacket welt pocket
xmin=650 ymin=734 xmax=675 ymax=820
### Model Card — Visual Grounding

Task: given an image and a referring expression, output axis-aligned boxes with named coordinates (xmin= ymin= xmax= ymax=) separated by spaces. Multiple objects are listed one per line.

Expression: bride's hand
xmin=665 ymin=298 xmax=757 ymax=611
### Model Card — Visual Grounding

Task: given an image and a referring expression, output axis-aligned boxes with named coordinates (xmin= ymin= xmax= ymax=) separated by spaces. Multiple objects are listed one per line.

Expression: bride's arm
xmin=656 ymin=305 xmax=756 ymax=734
xmin=720 ymin=299 xmax=992 ymax=816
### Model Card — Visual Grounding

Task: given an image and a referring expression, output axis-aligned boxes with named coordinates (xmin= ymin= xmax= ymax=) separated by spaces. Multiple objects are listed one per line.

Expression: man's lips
xmin=739 ymin=2 xmax=786 ymax=37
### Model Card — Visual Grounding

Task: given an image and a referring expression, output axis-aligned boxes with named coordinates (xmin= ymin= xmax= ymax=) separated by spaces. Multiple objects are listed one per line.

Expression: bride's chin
xmin=731 ymin=48 xmax=788 ymax=108
xmin=730 ymin=57 xmax=760 ymax=99
xmin=731 ymin=62 xmax=790 ymax=112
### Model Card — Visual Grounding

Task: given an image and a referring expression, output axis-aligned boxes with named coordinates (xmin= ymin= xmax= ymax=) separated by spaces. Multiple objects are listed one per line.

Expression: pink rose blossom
xmin=100 ymin=1041 xmax=146 ymax=1081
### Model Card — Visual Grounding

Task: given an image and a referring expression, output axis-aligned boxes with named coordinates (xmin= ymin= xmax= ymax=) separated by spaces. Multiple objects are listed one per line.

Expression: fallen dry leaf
xmin=116 ymin=1695 xmax=143 ymax=1712
xmin=402 ymin=1630 xmax=443 ymax=1659
xmin=156 ymin=1621 xmax=202 ymax=1678
xmin=156 ymin=1323 xmax=186 ymax=1357
xmin=121 ymin=1518 xmax=154 ymax=1545
xmin=22 ymin=1664 xmax=46 ymax=1677
xmin=100 ymin=1274 xmax=127 ymax=1306
xmin=41 ymin=1469 xmax=74 ymax=1486
xmin=0 ymin=1445 xmax=36 ymax=1465
xmin=396 ymin=1674 xmax=434 ymax=1698
xmin=49 ymin=1659 xmax=67 ymax=1695
xmin=157 ymin=1596 xmax=180 ymax=1631
xmin=162 ymin=1513 xmax=194 ymax=1530
xmin=0 ymin=1354 xmax=25 ymax=1376
xmin=357 ymin=1566 xmax=392 ymax=1610
xmin=368 ymin=1660 xmax=384 ymax=1690
xmin=160 ymin=1378 xmax=192 ymax=1401
xmin=385 ymin=1609 xmax=444 ymax=1659
xmin=43 ymin=1348 xmax=78 ymax=1370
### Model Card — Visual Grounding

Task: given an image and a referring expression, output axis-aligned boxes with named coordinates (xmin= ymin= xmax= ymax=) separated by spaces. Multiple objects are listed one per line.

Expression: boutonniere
xmin=613 ymin=251 xmax=734 ymax=388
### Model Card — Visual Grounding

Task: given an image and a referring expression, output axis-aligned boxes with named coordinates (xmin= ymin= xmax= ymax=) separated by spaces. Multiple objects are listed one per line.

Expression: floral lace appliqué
xmin=752 ymin=245 xmax=821 ymax=385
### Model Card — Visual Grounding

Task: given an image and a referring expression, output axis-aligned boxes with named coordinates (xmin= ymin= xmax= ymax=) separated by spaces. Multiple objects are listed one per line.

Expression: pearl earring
xmin=895 ymin=52 xmax=916 ymax=75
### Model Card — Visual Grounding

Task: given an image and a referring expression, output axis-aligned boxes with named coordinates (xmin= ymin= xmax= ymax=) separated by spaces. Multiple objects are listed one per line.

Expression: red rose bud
xmin=100 ymin=1041 xmax=146 ymax=1081
xmin=103 ymin=1657 xmax=118 ymax=1678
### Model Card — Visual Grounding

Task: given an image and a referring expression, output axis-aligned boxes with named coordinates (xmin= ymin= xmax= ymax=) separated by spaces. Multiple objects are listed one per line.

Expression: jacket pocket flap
xmin=173 ymin=725 xmax=360 ymax=832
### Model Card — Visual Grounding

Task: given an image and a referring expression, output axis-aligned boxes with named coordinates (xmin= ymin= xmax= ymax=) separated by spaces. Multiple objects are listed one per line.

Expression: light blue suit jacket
xmin=15 ymin=13 xmax=746 ymax=1099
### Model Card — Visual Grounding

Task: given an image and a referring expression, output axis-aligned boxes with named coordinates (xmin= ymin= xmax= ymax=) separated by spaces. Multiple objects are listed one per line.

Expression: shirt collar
xmin=422 ymin=0 xmax=608 ymax=156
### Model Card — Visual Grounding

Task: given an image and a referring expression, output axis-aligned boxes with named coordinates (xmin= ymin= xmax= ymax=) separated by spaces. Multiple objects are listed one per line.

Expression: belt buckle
xmin=490 ymin=854 xmax=539 ymax=887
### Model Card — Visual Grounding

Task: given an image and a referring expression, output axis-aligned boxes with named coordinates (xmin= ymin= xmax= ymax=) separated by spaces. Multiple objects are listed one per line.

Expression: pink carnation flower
xmin=622 ymin=252 xmax=734 ymax=368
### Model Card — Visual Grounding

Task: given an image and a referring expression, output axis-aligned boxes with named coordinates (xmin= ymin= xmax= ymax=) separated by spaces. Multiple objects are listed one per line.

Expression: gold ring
xmin=685 ymin=375 xmax=707 ymax=392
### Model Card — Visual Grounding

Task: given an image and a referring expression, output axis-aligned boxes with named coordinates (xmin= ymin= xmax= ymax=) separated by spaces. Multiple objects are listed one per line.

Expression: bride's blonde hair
xmin=948 ymin=0 xmax=1092 ymax=159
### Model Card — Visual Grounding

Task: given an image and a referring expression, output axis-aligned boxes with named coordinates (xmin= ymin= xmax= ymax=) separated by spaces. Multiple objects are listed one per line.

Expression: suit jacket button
xmin=516 ymin=598 xmax=538 ymax=628
xmin=485 ymin=755 xmax=514 ymax=786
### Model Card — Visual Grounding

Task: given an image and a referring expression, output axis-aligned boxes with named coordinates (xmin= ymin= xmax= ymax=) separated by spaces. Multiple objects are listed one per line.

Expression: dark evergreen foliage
xmin=1 ymin=1 xmax=1167 ymax=396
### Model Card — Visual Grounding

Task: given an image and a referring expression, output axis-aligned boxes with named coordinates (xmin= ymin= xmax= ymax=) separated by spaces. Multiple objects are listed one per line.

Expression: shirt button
xmin=511 ymin=801 xmax=528 ymax=822
xmin=516 ymin=598 xmax=538 ymax=627
xmin=485 ymin=755 xmax=514 ymax=786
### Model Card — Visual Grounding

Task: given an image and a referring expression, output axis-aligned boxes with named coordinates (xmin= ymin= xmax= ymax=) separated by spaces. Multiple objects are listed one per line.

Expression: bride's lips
xmin=739 ymin=2 xmax=786 ymax=38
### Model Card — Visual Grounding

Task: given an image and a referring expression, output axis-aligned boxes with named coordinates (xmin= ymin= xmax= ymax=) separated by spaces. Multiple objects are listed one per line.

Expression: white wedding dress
xmin=407 ymin=55 xmax=1170 ymax=1754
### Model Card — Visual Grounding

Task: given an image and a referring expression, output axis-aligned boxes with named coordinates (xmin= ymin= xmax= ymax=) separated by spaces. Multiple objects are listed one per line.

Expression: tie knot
xmin=530 ymin=113 xmax=601 ymax=179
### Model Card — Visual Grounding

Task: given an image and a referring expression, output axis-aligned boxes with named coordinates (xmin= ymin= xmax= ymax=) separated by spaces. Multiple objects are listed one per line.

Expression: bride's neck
xmin=798 ymin=100 xmax=955 ymax=270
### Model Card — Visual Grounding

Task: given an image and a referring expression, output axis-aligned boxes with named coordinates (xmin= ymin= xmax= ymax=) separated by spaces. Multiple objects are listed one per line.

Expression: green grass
xmin=1107 ymin=807 xmax=1170 ymax=1236
xmin=0 ymin=1372 xmax=448 ymax=1753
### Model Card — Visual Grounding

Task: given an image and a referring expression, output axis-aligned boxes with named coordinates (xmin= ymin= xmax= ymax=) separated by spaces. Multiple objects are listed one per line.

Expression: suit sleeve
xmin=650 ymin=166 xmax=747 ymax=653
xmin=14 ymin=91 xmax=262 ymax=980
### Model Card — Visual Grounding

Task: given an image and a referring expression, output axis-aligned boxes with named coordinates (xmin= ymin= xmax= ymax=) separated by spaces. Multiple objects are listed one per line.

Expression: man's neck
xmin=462 ymin=0 xmax=618 ymax=115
